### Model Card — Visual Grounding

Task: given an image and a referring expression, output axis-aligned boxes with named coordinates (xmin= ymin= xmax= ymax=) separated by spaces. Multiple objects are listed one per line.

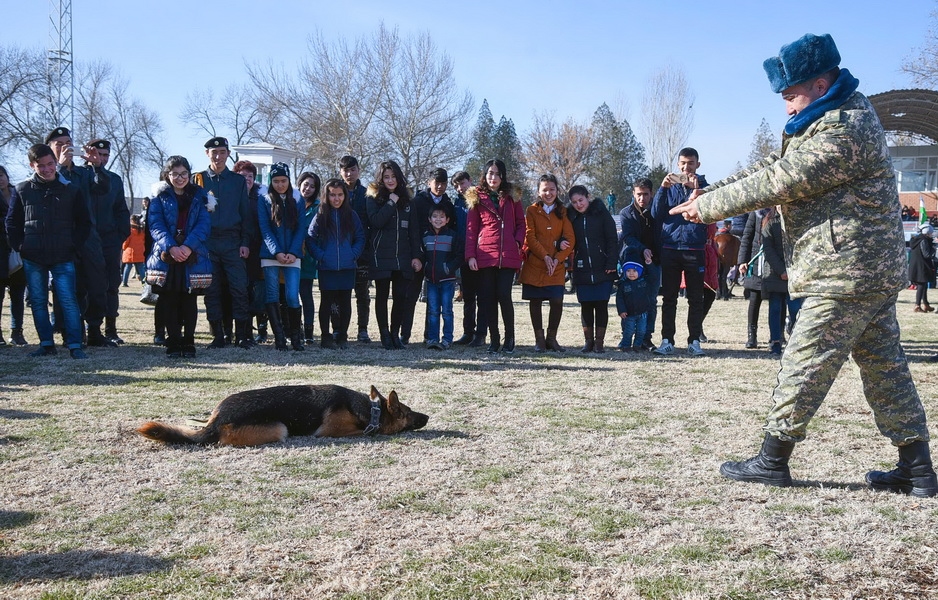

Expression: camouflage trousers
xmin=765 ymin=292 xmax=930 ymax=445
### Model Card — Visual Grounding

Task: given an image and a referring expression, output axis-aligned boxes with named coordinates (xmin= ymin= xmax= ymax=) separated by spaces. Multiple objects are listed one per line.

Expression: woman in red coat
xmin=465 ymin=159 xmax=525 ymax=353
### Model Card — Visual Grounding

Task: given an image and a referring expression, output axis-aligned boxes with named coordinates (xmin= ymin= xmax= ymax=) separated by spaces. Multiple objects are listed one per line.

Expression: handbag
xmin=8 ymin=250 xmax=22 ymax=274
xmin=140 ymin=282 xmax=159 ymax=306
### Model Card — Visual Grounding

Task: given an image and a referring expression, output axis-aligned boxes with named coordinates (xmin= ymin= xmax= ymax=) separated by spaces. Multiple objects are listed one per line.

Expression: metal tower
xmin=47 ymin=0 xmax=74 ymax=130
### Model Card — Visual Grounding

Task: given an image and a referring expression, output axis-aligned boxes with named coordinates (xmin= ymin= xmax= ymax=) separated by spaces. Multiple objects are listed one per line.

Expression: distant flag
xmin=921 ymin=195 xmax=929 ymax=224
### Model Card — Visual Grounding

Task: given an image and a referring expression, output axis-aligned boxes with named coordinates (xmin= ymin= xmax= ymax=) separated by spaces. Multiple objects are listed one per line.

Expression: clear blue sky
xmin=4 ymin=0 xmax=935 ymax=187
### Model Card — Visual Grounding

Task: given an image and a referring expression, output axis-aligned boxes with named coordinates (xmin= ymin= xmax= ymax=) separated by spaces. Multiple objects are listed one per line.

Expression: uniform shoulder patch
xmin=823 ymin=109 xmax=843 ymax=124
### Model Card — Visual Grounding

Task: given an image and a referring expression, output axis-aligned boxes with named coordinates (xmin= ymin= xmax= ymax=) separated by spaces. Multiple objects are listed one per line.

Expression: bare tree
xmin=375 ymin=30 xmax=473 ymax=186
xmin=179 ymin=83 xmax=266 ymax=146
xmin=641 ymin=65 xmax=695 ymax=170
xmin=0 ymin=45 xmax=50 ymax=164
xmin=523 ymin=112 xmax=593 ymax=197
xmin=249 ymin=23 xmax=472 ymax=187
xmin=903 ymin=7 xmax=938 ymax=86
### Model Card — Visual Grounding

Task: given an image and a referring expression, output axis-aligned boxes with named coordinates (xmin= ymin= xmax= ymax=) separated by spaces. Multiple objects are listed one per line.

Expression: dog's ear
xmin=370 ymin=385 xmax=380 ymax=400
xmin=386 ymin=390 xmax=401 ymax=411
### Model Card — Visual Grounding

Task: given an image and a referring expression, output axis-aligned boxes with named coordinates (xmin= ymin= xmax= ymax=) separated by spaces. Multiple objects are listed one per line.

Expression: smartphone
xmin=669 ymin=173 xmax=689 ymax=184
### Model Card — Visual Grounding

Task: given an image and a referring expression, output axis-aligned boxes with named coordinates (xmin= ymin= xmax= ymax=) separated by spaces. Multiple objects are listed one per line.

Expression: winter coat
xmin=519 ymin=202 xmax=575 ymax=287
xmin=616 ymin=276 xmax=652 ymax=317
xmin=419 ymin=225 xmax=463 ymax=284
xmin=146 ymin=183 xmax=213 ymax=291
xmin=366 ymin=183 xmax=421 ymax=277
xmin=7 ymin=174 xmax=91 ymax=267
xmin=258 ymin=193 xmax=310 ymax=260
xmin=569 ymin=199 xmax=618 ymax=286
xmin=348 ymin=181 xmax=370 ymax=268
xmin=122 ymin=226 xmax=146 ymax=263
xmin=93 ymin=169 xmax=131 ymax=247
xmin=618 ymin=201 xmax=659 ymax=265
xmin=738 ymin=210 xmax=788 ymax=294
xmin=307 ymin=209 xmax=365 ymax=272
xmin=698 ymin=88 xmax=906 ymax=298
xmin=194 ymin=167 xmax=253 ymax=250
xmin=652 ymin=174 xmax=709 ymax=249
xmin=704 ymin=237 xmax=719 ymax=292
xmin=909 ymin=234 xmax=936 ymax=286
xmin=412 ymin=189 xmax=457 ymax=230
xmin=464 ymin=186 xmax=525 ymax=270
xmin=0 ymin=186 xmax=17 ymax=279
xmin=300 ymin=199 xmax=320 ymax=279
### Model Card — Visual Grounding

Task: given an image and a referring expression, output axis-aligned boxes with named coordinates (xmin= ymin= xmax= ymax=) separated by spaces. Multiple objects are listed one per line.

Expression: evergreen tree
xmin=465 ymin=99 xmax=496 ymax=179
xmin=748 ymin=118 xmax=780 ymax=166
xmin=586 ymin=103 xmax=647 ymax=211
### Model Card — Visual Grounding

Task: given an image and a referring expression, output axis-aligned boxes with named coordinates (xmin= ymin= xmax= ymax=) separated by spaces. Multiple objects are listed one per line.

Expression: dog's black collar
xmin=363 ymin=400 xmax=381 ymax=436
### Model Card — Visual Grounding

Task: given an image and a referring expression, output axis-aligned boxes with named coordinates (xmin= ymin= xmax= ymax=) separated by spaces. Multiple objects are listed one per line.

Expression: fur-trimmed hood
xmin=366 ymin=182 xmax=414 ymax=203
xmin=464 ymin=185 xmax=522 ymax=210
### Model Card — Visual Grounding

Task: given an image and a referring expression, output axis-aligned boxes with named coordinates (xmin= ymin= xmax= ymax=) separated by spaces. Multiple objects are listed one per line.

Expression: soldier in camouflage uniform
xmin=671 ymin=33 xmax=938 ymax=497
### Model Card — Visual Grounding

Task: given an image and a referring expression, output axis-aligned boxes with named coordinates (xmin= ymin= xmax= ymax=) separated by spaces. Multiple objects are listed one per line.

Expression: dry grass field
xmin=2 ymin=284 xmax=938 ymax=599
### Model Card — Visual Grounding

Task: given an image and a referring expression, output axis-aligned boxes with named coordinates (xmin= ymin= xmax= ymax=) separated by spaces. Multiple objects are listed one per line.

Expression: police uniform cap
xmin=204 ymin=136 xmax=229 ymax=149
xmin=44 ymin=127 xmax=71 ymax=144
xmin=88 ymin=138 xmax=110 ymax=150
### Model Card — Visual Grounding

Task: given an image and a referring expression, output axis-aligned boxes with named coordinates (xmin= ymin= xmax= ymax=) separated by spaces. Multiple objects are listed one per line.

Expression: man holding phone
xmin=651 ymin=147 xmax=708 ymax=357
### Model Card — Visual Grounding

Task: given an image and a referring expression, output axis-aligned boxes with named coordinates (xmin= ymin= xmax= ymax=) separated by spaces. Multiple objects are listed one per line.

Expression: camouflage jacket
xmin=697 ymin=91 xmax=906 ymax=298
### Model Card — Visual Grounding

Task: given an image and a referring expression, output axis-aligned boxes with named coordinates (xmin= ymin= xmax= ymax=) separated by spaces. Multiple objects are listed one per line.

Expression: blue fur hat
xmin=622 ymin=261 xmax=644 ymax=277
xmin=763 ymin=33 xmax=841 ymax=93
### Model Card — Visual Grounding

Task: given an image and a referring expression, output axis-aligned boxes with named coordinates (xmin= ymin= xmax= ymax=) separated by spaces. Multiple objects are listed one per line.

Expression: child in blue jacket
xmin=616 ymin=261 xmax=652 ymax=352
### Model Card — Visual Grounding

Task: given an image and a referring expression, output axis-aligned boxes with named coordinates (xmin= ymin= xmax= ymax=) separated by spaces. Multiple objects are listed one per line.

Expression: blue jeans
xmin=24 ymin=259 xmax=83 ymax=349
xmin=426 ymin=280 xmax=455 ymax=344
xmin=122 ymin=262 xmax=144 ymax=285
xmin=264 ymin=266 xmax=301 ymax=308
xmin=767 ymin=291 xmax=786 ymax=343
xmin=621 ymin=312 xmax=647 ymax=348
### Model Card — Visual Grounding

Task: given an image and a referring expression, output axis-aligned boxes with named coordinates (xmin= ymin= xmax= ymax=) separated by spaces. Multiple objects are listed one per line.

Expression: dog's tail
xmin=137 ymin=421 xmax=217 ymax=445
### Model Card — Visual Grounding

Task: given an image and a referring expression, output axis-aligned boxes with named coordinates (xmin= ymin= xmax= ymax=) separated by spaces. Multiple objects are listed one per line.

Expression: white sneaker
xmin=654 ymin=340 xmax=674 ymax=355
xmin=687 ymin=340 xmax=706 ymax=356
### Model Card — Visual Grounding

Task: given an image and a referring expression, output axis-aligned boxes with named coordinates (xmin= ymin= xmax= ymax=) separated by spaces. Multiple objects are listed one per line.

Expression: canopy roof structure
xmin=869 ymin=89 xmax=938 ymax=144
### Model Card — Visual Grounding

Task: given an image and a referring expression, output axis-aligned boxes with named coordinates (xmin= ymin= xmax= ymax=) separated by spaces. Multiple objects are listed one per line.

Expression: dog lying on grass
xmin=137 ymin=384 xmax=428 ymax=447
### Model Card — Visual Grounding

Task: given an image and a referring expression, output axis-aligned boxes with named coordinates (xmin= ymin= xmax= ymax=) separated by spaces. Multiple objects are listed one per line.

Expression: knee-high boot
xmin=266 ymin=303 xmax=288 ymax=351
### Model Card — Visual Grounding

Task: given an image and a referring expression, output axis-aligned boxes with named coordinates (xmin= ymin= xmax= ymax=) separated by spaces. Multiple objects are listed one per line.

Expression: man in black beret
xmin=87 ymin=139 xmax=131 ymax=344
xmin=192 ymin=136 xmax=256 ymax=349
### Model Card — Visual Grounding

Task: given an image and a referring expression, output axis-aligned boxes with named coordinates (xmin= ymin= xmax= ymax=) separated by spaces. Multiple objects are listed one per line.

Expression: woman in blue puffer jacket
xmin=307 ymin=178 xmax=365 ymax=349
xmin=146 ymin=155 xmax=212 ymax=358
xmin=258 ymin=162 xmax=311 ymax=351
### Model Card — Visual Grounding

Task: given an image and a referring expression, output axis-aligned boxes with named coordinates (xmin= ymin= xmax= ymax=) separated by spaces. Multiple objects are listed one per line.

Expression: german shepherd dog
xmin=137 ymin=384 xmax=428 ymax=447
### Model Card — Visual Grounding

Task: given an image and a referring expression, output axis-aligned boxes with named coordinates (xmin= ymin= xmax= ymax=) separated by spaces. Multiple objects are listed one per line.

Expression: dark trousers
xmin=300 ymin=278 xmax=316 ymax=330
xmin=102 ymin=242 xmax=122 ymax=319
xmin=320 ymin=289 xmax=352 ymax=338
xmin=204 ymin=249 xmax=250 ymax=322
xmin=159 ymin=289 xmax=198 ymax=347
xmin=478 ymin=267 xmax=515 ymax=339
xmin=354 ymin=265 xmax=371 ymax=333
xmin=400 ymin=269 xmax=425 ymax=341
xmin=659 ymin=247 xmax=705 ymax=345
xmin=374 ymin=272 xmax=408 ymax=336
xmin=460 ymin=266 xmax=486 ymax=337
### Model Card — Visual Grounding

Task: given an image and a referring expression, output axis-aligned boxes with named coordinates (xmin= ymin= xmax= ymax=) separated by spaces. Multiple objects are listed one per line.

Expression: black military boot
xmin=87 ymin=323 xmax=118 ymax=347
xmin=720 ymin=433 xmax=795 ymax=487
xmin=105 ymin=317 xmax=124 ymax=345
xmin=10 ymin=328 xmax=28 ymax=346
xmin=866 ymin=441 xmax=938 ymax=498
xmin=745 ymin=324 xmax=758 ymax=349
xmin=207 ymin=320 xmax=228 ymax=348
xmin=266 ymin=303 xmax=288 ymax=351
xmin=254 ymin=315 xmax=268 ymax=344
xmin=288 ymin=308 xmax=305 ymax=351
xmin=235 ymin=319 xmax=256 ymax=349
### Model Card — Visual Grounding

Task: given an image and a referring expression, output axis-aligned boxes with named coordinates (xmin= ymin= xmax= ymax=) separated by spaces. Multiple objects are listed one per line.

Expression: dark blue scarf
xmin=784 ymin=68 xmax=859 ymax=136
